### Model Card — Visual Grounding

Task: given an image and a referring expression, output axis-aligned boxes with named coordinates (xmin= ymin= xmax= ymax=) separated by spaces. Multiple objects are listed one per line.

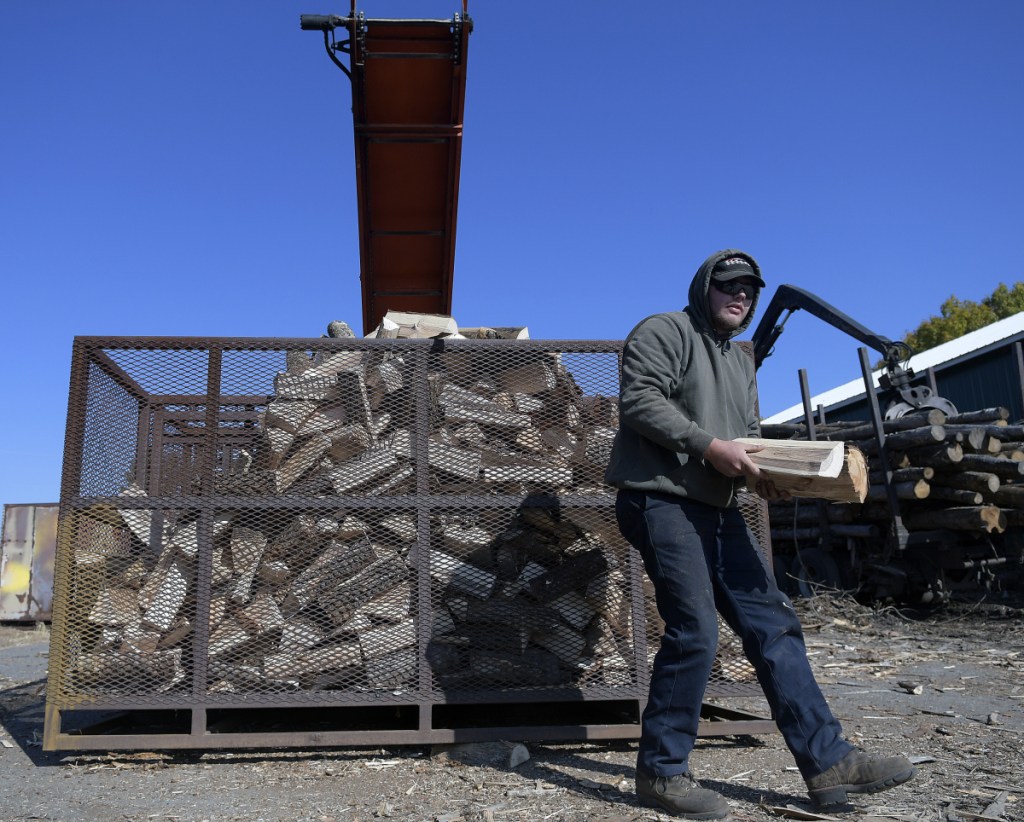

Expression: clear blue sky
xmin=2 ymin=1 xmax=1023 ymax=508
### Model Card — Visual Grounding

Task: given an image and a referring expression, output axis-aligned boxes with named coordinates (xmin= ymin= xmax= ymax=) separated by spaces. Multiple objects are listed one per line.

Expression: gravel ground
xmin=1 ymin=596 xmax=1022 ymax=822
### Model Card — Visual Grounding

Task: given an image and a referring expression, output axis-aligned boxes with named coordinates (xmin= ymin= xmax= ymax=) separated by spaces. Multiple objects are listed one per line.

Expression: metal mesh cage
xmin=45 ymin=336 xmax=772 ymax=750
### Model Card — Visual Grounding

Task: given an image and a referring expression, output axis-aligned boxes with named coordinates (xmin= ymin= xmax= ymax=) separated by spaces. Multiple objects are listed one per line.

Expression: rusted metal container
xmin=44 ymin=336 xmax=773 ymax=750
xmin=1 ymin=503 xmax=58 ymax=622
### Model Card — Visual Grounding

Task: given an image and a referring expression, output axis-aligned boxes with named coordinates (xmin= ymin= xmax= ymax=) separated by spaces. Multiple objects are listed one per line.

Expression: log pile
xmin=70 ymin=505 xmax=635 ymax=694
xmin=761 ymin=406 xmax=1024 ymax=594
xmin=64 ymin=315 xmax=638 ymax=695
xmin=210 ymin=311 xmax=618 ymax=498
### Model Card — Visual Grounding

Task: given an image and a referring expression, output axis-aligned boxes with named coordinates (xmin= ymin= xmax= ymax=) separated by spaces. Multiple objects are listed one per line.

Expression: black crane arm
xmin=749 ymin=284 xmax=956 ymax=418
xmin=750 ymin=284 xmax=908 ymax=370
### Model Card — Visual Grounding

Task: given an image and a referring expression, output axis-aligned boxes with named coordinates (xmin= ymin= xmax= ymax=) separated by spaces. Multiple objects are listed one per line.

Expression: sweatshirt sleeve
xmin=618 ymin=314 xmax=716 ymax=457
xmin=748 ymin=367 xmax=761 ymax=437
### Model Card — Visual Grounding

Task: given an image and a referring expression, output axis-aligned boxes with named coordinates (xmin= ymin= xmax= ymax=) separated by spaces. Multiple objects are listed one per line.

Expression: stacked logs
xmin=761 ymin=407 xmax=1024 ymax=593
xmin=70 ymin=504 xmax=636 ymax=694
xmin=65 ymin=317 xmax=637 ymax=695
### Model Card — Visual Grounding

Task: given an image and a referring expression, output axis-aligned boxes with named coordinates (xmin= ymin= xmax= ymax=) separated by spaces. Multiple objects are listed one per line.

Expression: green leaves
xmin=902 ymin=281 xmax=1024 ymax=355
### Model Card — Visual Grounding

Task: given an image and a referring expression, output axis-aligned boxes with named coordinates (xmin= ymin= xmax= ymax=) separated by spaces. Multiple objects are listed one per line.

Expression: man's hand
xmin=703 ymin=438 xmax=762 ymax=478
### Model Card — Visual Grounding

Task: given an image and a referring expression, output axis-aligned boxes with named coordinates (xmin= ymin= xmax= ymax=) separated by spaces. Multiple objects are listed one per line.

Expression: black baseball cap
xmin=710 ymin=256 xmax=766 ymax=288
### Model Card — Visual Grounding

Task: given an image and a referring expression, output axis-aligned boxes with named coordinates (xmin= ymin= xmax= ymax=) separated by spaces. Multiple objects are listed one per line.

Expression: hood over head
xmin=687 ymin=248 xmax=764 ymax=339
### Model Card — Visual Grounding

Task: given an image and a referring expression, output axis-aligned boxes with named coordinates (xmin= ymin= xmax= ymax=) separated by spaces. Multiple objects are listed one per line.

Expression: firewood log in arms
xmin=734 ymin=438 xmax=868 ymax=503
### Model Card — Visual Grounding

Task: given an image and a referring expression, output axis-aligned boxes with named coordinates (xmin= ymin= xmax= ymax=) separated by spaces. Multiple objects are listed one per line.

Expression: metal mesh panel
xmin=46 ymin=336 xmax=770 ymax=749
xmin=425 ymin=502 xmax=639 ymax=697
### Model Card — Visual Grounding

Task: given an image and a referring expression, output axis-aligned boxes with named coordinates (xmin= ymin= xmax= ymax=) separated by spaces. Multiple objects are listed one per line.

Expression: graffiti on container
xmin=1 ymin=503 xmax=57 ymax=621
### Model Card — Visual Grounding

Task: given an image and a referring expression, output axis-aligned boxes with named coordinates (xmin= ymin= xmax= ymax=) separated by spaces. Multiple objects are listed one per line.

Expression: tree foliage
xmin=902 ymin=282 xmax=1024 ymax=355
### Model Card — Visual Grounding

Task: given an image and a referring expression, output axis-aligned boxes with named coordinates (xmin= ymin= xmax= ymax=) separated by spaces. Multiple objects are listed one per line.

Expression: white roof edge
xmin=761 ymin=311 xmax=1024 ymax=424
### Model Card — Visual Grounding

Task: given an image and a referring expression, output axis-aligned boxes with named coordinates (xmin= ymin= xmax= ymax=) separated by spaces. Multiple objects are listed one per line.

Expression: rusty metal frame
xmin=45 ymin=336 xmax=774 ymax=751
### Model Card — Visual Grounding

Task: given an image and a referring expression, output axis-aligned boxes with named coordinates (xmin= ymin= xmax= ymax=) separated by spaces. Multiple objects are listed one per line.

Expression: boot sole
xmin=809 ymin=766 xmax=916 ymax=807
xmin=636 ymin=793 xmax=732 ymax=820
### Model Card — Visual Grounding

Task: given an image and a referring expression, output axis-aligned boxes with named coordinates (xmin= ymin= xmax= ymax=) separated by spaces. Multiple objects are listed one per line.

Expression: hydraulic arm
xmin=750 ymin=284 xmax=957 ymax=419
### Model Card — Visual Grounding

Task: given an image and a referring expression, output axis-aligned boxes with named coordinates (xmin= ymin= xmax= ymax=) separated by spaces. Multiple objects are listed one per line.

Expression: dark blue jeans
xmin=615 ymin=489 xmax=853 ymax=779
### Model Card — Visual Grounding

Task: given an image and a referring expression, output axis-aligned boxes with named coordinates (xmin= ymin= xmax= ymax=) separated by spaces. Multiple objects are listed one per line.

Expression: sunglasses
xmin=711 ymin=280 xmax=758 ymax=301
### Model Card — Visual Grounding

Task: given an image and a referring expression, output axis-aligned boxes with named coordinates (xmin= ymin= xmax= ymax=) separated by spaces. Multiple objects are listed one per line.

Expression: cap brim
xmin=712 ymin=270 xmax=766 ymax=288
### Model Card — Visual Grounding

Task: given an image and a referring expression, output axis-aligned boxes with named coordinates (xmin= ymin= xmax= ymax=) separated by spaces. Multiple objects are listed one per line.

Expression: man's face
xmin=709 ymin=277 xmax=758 ymax=335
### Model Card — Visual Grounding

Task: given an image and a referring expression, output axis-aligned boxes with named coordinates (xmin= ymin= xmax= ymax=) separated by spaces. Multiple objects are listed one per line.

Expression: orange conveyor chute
xmin=303 ymin=4 xmax=473 ymax=334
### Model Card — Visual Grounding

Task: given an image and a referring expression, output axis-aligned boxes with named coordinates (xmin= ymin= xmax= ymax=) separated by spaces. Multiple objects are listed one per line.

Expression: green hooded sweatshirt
xmin=604 ymin=248 xmax=763 ymax=507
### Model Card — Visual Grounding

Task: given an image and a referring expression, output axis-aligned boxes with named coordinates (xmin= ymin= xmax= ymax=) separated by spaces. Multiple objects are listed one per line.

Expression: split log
xmin=264 ymin=643 xmax=361 ymax=681
xmin=364 ymin=649 xmax=416 ymax=689
xmin=464 ymin=649 xmax=566 ymax=686
xmin=279 ymin=617 xmax=324 ymax=651
xmin=270 ymin=433 xmax=331 ymax=493
xmin=143 ymin=558 xmax=190 ymax=631
xmin=358 ymin=618 xmax=415 ymax=660
xmin=550 ymin=590 xmax=597 ymax=632
xmin=73 ymin=648 xmax=184 ymax=691
xmin=442 ymin=404 xmax=533 ymax=430
xmin=498 ymin=359 xmax=557 ymax=394
xmin=428 ymin=551 xmax=497 ymax=599
xmin=118 ymin=483 xmax=155 ymax=544
xmin=328 ymin=448 xmax=401 ymax=493
xmin=208 ymin=619 xmax=252 ymax=657
xmin=463 ymin=598 xmax=559 ymax=632
xmin=237 ymin=591 xmax=285 ymax=636
xmin=263 ymin=514 xmax=323 ymax=565
xmin=273 ymin=371 xmax=339 ymax=402
xmin=118 ymin=621 xmax=160 ymax=655
xmin=327 ymin=424 xmax=374 ymax=462
xmin=531 ymin=622 xmax=586 ymax=665
xmin=737 ymin=439 xmax=868 ymax=503
xmin=265 ymin=428 xmax=294 ymax=469
xmin=88 ymin=588 xmax=139 ymax=627
xmin=265 ymin=399 xmax=318 ymax=435
xmin=166 ymin=517 xmax=231 ymax=560
xmin=229 ymin=527 xmax=268 ymax=605
xmin=380 ymin=514 xmax=417 ymax=544
xmin=319 ymin=554 xmax=409 ymax=626
xmin=284 ymin=538 xmax=381 ymax=609
xmin=736 ymin=437 xmax=845 ymax=475
xmin=480 ymin=464 xmax=573 ymax=486
xmin=357 ymin=583 xmax=412 ymax=625
xmin=379 ymin=310 xmax=458 ymax=338
xmin=428 ymin=440 xmax=482 ymax=481
xmin=528 ymin=549 xmax=611 ymax=604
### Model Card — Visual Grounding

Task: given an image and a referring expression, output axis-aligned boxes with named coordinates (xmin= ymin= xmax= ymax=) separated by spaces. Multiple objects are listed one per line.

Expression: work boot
xmin=635 ymin=770 xmax=730 ymax=819
xmin=805 ymin=749 xmax=916 ymax=807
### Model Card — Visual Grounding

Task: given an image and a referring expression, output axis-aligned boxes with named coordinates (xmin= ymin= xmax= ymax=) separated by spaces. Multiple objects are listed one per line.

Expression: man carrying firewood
xmin=605 ymin=249 xmax=916 ymax=819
